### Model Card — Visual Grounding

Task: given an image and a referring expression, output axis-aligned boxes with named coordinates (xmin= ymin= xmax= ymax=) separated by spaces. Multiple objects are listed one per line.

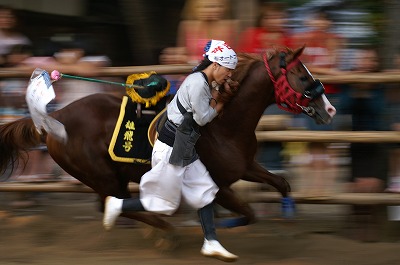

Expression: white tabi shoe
xmin=200 ymin=239 xmax=238 ymax=262
xmin=103 ymin=196 xmax=123 ymax=231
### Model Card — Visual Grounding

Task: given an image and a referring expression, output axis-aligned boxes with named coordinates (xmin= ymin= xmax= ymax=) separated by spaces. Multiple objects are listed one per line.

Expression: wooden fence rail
xmin=246 ymin=192 xmax=400 ymax=206
xmin=255 ymin=130 xmax=400 ymax=143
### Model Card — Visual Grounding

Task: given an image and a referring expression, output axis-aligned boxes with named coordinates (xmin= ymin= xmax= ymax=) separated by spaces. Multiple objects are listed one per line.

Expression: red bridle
xmin=263 ymin=52 xmax=313 ymax=114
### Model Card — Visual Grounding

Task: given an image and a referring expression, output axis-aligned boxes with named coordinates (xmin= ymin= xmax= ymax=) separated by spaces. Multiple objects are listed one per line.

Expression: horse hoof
xmin=281 ymin=197 xmax=296 ymax=219
xmin=154 ymin=231 xmax=179 ymax=251
xmin=155 ymin=238 xmax=176 ymax=251
xmin=141 ymin=225 xmax=158 ymax=239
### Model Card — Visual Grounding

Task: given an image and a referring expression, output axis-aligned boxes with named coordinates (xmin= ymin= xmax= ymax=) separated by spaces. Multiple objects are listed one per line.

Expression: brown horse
xmin=0 ymin=47 xmax=335 ymax=231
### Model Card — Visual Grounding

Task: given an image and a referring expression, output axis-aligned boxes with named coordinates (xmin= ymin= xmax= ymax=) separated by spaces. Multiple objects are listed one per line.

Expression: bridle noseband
xmin=263 ymin=51 xmax=325 ymax=115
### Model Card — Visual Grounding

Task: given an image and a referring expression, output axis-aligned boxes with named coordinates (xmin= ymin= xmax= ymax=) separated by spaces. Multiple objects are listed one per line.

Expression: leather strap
xmin=176 ymin=96 xmax=187 ymax=115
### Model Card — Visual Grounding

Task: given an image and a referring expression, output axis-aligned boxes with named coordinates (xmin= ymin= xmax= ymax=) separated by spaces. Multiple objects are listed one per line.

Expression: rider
xmin=103 ymin=40 xmax=239 ymax=262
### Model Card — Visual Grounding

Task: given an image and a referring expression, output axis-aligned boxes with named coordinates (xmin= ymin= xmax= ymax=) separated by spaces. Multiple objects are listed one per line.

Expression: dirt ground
xmin=1 ymin=192 xmax=400 ymax=265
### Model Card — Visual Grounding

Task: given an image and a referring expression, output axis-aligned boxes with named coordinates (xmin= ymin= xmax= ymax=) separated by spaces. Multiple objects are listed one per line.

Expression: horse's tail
xmin=0 ymin=118 xmax=43 ymax=178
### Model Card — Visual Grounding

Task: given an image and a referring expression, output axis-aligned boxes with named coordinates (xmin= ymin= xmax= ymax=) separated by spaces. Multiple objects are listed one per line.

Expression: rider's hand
xmin=216 ymin=79 xmax=240 ymax=104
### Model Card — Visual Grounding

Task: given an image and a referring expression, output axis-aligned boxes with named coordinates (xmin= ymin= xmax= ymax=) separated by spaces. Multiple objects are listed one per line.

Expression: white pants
xmin=139 ymin=140 xmax=219 ymax=215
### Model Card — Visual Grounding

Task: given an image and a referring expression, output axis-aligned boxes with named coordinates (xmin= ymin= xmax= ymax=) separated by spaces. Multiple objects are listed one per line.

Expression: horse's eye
xmin=300 ymin=76 xmax=308 ymax=81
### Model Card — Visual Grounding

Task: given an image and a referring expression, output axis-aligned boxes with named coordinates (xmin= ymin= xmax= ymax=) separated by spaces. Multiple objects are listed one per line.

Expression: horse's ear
xmin=293 ymin=46 xmax=305 ymax=59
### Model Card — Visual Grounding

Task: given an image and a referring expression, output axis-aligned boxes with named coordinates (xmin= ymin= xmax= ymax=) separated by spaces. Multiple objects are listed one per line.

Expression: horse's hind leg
xmin=99 ymin=191 xmax=177 ymax=250
xmin=49 ymin=157 xmax=176 ymax=237
xmin=97 ymin=189 xmax=175 ymax=233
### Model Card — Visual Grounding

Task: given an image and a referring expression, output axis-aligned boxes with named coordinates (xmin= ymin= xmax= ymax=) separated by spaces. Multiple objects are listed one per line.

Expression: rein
xmin=263 ymin=52 xmax=324 ymax=115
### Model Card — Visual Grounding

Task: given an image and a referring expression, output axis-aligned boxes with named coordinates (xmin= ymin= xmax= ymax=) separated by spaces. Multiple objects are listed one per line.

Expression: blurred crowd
xmin=0 ymin=1 xmax=400 ymax=218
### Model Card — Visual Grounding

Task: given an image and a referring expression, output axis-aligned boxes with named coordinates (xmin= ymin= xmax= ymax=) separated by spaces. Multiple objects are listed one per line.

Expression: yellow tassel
xmin=125 ymin=72 xmax=170 ymax=108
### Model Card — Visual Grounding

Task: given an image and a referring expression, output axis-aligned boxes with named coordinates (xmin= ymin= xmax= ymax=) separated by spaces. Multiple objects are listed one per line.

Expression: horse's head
xmin=264 ymin=47 xmax=336 ymax=124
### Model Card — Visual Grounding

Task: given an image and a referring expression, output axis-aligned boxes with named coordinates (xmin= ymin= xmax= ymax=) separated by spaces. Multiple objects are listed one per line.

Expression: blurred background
xmin=0 ymin=0 xmax=398 ymax=66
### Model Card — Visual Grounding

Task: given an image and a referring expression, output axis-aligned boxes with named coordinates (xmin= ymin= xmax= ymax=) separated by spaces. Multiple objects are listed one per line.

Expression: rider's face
xmin=213 ymin=63 xmax=233 ymax=85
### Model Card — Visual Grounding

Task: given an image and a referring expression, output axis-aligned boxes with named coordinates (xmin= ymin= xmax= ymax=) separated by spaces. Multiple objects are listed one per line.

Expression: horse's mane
xmin=233 ymin=47 xmax=294 ymax=84
xmin=216 ymin=52 xmax=265 ymax=105
xmin=212 ymin=47 xmax=295 ymax=104
xmin=233 ymin=53 xmax=262 ymax=83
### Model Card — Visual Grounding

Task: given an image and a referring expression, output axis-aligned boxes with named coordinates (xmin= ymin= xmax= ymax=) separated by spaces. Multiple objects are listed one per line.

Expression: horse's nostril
xmin=327 ymin=106 xmax=337 ymax=117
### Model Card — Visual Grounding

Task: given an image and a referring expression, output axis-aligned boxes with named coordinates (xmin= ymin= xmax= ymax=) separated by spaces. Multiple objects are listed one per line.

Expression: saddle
xmin=108 ymin=73 xmax=170 ymax=163
xmin=148 ymin=108 xmax=168 ymax=146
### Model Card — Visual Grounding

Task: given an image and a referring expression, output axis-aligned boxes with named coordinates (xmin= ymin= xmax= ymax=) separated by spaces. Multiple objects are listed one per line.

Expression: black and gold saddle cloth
xmin=108 ymin=72 xmax=170 ymax=164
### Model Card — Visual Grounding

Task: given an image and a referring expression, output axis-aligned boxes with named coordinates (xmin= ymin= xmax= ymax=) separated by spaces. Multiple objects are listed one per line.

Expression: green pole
xmin=60 ymin=73 xmax=144 ymax=89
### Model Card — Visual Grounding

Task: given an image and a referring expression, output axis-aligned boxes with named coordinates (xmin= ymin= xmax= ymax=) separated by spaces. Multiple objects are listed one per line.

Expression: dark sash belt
xmin=157 ymin=119 xmax=176 ymax=147
xmin=157 ymin=96 xmax=186 ymax=147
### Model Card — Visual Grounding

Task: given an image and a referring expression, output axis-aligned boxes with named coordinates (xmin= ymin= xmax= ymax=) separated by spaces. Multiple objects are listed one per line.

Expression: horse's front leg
xmin=121 ymin=211 xmax=179 ymax=251
xmin=242 ymin=160 xmax=291 ymax=196
xmin=241 ymin=160 xmax=295 ymax=218
xmin=120 ymin=211 xmax=175 ymax=231
xmin=214 ymin=186 xmax=257 ymax=227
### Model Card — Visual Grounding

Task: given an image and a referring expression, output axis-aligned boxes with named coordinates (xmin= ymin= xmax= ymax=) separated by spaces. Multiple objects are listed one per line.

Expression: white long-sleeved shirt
xmin=167 ymin=72 xmax=217 ymax=127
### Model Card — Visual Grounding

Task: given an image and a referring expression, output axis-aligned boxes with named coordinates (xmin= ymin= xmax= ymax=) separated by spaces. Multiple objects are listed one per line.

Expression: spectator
xmin=0 ymin=43 xmax=55 ymax=208
xmin=0 ymin=44 xmax=32 ymax=122
xmin=238 ymin=2 xmax=293 ymax=177
xmin=342 ymin=47 xmax=388 ymax=191
xmin=23 ymin=33 xmax=109 ymax=109
xmin=290 ymin=9 xmax=346 ymax=197
xmin=341 ymin=46 xmax=389 ymax=242
xmin=0 ymin=5 xmax=31 ymax=67
xmin=0 ymin=44 xmax=34 ymax=178
xmin=292 ymin=9 xmax=345 ymax=75
xmin=158 ymin=46 xmax=187 ymax=99
xmin=384 ymin=47 xmax=400 ymax=192
xmin=238 ymin=2 xmax=294 ymax=54
xmin=176 ymin=0 xmax=239 ymax=64
xmin=292 ymin=8 xmax=345 ymax=116
xmin=0 ymin=5 xmax=31 ymax=122
xmin=21 ymin=33 xmax=112 ymax=183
